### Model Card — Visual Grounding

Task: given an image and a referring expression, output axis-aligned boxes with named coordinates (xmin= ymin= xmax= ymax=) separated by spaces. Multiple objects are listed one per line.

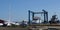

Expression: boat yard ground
xmin=0 ymin=24 xmax=60 ymax=30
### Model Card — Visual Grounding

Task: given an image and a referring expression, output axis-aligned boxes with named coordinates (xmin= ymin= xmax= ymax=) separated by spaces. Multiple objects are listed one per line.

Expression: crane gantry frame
xmin=28 ymin=9 xmax=48 ymax=25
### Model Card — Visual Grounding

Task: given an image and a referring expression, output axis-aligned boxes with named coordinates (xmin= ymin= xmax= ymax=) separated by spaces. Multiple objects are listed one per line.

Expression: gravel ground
xmin=0 ymin=27 xmax=28 ymax=30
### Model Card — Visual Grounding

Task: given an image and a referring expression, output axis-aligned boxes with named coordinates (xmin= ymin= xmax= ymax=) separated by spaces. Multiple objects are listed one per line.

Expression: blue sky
xmin=0 ymin=0 xmax=60 ymax=22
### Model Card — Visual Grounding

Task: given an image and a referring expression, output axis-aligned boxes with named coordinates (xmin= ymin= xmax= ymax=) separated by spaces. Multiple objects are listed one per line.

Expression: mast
xmin=7 ymin=1 xmax=12 ymax=26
